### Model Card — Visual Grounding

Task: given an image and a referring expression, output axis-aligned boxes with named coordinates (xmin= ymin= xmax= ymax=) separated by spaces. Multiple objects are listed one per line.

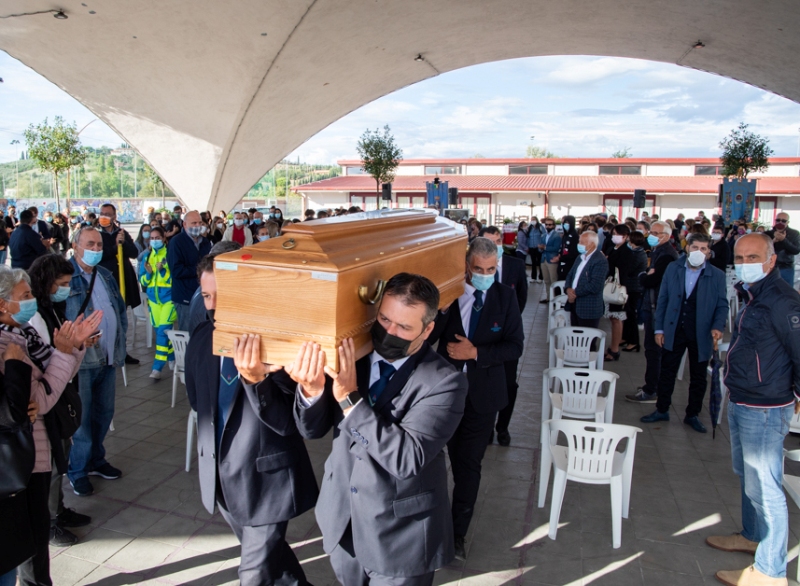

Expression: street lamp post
xmin=10 ymin=140 xmax=20 ymax=194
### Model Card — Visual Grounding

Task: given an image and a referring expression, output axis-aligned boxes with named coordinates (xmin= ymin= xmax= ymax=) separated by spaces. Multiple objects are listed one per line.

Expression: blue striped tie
xmin=468 ymin=290 xmax=483 ymax=340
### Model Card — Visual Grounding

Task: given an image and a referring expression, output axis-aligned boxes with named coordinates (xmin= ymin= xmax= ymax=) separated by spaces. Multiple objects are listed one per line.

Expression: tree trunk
xmin=53 ymin=171 xmax=61 ymax=213
xmin=161 ymin=183 xmax=165 ymax=209
xmin=66 ymin=168 xmax=71 ymax=213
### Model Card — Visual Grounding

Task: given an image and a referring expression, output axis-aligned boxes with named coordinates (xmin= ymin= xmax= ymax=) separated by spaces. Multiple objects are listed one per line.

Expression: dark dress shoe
xmin=640 ymin=410 xmax=669 ymax=423
xmin=684 ymin=415 xmax=707 ymax=433
xmin=454 ymin=535 xmax=466 ymax=561
xmin=57 ymin=508 xmax=91 ymax=527
xmin=125 ymin=354 xmax=140 ymax=365
xmin=497 ymin=430 xmax=511 ymax=446
xmin=539 ymin=299 xmax=549 ymax=304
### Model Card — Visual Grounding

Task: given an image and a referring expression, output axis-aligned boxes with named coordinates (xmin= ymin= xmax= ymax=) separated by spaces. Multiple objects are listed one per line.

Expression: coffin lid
xmin=214 ymin=209 xmax=467 ymax=272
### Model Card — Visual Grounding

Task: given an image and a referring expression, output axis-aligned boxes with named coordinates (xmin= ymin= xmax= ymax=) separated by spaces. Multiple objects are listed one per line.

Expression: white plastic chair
xmin=131 ymin=302 xmax=153 ymax=348
xmin=542 ymin=419 xmax=641 ymax=549
xmin=165 ymin=330 xmax=190 ymax=408
xmin=548 ymin=308 xmax=570 ymax=333
xmin=549 ymin=294 xmax=568 ymax=317
xmin=186 ymin=409 xmax=197 ymax=472
xmin=549 ymin=326 xmax=606 ymax=370
xmin=550 ymin=280 xmax=566 ymax=302
xmin=783 ymin=449 xmax=800 ymax=583
xmin=538 ymin=368 xmax=619 ymax=508
xmin=121 ymin=365 xmax=127 ymax=387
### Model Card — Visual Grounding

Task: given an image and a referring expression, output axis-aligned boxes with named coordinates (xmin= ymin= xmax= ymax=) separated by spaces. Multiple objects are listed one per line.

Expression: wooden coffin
xmin=212 ymin=210 xmax=467 ymax=370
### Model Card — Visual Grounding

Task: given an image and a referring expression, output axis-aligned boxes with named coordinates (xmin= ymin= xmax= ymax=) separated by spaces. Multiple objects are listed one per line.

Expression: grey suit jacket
xmin=294 ymin=343 xmax=468 ymax=577
xmin=565 ymin=250 xmax=609 ymax=319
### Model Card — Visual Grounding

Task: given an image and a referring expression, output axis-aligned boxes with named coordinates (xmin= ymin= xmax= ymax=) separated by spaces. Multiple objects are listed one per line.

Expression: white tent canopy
xmin=2 ymin=0 xmax=799 ymax=212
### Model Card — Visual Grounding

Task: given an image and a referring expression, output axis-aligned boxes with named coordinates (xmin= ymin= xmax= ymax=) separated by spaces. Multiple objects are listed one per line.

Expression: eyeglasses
xmin=776 ymin=219 xmax=788 ymax=224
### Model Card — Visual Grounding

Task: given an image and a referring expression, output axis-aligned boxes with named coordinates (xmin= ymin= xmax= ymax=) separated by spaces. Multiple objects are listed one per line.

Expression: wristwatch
xmin=338 ymin=391 xmax=361 ymax=410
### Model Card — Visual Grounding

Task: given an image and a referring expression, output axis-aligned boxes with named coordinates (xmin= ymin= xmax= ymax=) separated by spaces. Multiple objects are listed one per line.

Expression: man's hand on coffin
xmin=448 ymin=334 xmax=477 ymax=361
xmin=286 ymin=342 xmax=326 ymax=398
xmin=324 ymin=337 xmax=357 ymax=402
xmin=233 ymin=334 xmax=282 ymax=384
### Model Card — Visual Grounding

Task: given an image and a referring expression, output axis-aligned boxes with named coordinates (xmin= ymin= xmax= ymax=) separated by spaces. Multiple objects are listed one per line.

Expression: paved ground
xmin=47 ymin=281 xmax=800 ymax=586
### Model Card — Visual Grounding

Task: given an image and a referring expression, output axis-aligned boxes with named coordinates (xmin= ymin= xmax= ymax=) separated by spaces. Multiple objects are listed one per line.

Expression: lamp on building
xmin=53 ymin=10 xmax=68 ymax=19
xmin=414 ymin=54 xmax=425 ymax=62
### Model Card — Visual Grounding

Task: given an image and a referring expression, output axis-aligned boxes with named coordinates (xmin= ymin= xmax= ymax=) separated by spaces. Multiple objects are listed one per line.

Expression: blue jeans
xmin=68 ymin=365 xmax=117 ymax=482
xmin=728 ymin=401 xmax=792 ymax=578
xmin=779 ymin=267 xmax=795 ymax=287
xmin=0 ymin=249 xmax=7 ymax=266
xmin=0 ymin=569 xmax=16 ymax=586
xmin=174 ymin=302 xmax=191 ymax=332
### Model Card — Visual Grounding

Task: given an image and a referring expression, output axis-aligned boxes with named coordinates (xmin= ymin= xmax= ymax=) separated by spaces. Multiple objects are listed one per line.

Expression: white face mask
xmin=711 ymin=233 xmax=722 ymax=241
xmin=611 ymin=235 xmax=624 ymax=245
xmin=735 ymin=261 xmax=769 ymax=284
xmin=687 ymin=250 xmax=707 ymax=267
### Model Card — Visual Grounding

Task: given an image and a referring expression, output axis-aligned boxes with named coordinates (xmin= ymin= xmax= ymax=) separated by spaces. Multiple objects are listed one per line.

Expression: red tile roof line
xmin=293 ymin=175 xmax=800 ymax=195
xmin=336 ymin=157 xmax=800 ymax=166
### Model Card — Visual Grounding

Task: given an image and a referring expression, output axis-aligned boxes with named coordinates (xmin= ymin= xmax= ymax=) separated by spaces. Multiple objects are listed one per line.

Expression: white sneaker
xmin=168 ymin=361 xmax=175 ymax=371
xmin=149 ymin=370 xmax=162 ymax=380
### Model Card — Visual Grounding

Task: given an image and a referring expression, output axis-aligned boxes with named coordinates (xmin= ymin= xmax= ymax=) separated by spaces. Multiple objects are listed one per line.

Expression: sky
xmin=3 ymin=51 xmax=800 ymax=166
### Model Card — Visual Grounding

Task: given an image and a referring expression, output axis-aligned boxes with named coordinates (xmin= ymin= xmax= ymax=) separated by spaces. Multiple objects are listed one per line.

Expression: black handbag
xmin=42 ymin=377 xmax=82 ymax=440
xmin=0 ymin=393 xmax=35 ymax=499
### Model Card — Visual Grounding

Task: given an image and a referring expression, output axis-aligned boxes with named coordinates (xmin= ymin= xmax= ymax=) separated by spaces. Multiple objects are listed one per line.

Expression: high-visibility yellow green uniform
xmin=138 ymin=245 xmax=176 ymax=370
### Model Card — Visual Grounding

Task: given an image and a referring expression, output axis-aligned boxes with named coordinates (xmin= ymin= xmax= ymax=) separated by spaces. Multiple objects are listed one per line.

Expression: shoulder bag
xmin=603 ymin=268 xmax=629 ymax=305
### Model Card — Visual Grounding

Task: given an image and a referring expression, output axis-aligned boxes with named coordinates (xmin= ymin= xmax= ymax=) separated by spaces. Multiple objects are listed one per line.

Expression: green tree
xmin=24 ymin=116 xmax=86 ymax=211
xmin=525 ymin=145 xmax=558 ymax=158
xmin=144 ymin=163 xmax=166 ymax=207
xmin=611 ymin=147 xmax=632 ymax=158
xmin=356 ymin=125 xmax=403 ymax=196
xmin=719 ymin=122 xmax=774 ymax=178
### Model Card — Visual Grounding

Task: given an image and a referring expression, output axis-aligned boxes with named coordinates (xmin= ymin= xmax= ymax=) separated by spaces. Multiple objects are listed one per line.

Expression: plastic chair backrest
xmin=550 ymin=294 xmax=568 ymax=315
xmin=552 ymin=327 xmax=604 ymax=365
xmin=548 ymin=419 xmax=640 ymax=481
xmin=548 ymin=309 xmax=570 ymax=332
xmin=550 ymin=280 xmax=566 ymax=300
xmin=546 ymin=367 xmax=618 ymax=417
xmin=166 ymin=330 xmax=190 ymax=372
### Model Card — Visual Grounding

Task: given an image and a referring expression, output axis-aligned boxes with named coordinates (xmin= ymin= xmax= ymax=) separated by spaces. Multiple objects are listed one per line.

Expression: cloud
xmin=542 ymin=56 xmax=651 ymax=86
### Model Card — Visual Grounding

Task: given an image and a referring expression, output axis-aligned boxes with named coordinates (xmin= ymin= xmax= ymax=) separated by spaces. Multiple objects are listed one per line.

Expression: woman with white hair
xmin=0 ymin=266 xmax=99 ymax=585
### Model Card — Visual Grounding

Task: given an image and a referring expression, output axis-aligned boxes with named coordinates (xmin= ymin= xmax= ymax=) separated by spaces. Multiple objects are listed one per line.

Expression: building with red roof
xmin=293 ymin=157 xmax=800 ymax=225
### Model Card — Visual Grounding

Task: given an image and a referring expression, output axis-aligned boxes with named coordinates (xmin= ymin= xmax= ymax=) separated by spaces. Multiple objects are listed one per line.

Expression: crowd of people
xmin=1 ymin=200 xmax=800 ymax=585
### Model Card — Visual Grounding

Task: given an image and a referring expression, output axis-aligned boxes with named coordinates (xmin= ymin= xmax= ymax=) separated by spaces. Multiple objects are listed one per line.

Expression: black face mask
xmin=371 ymin=320 xmax=420 ymax=361
xmin=207 ymin=309 xmax=215 ymax=323
xmin=546 ymin=227 xmax=554 ymax=233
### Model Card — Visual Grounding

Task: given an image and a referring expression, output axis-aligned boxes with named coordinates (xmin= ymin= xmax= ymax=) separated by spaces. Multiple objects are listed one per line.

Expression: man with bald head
xmin=167 ymin=210 xmax=212 ymax=330
xmin=708 ymin=234 xmax=800 ymax=586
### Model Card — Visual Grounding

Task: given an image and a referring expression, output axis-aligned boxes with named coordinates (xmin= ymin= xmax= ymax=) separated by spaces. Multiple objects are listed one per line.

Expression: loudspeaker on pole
xmin=633 ymin=189 xmax=646 ymax=208
xmin=448 ymin=187 xmax=459 ymax=206
xmin=381 ymin=183 xmax=392 ymax=201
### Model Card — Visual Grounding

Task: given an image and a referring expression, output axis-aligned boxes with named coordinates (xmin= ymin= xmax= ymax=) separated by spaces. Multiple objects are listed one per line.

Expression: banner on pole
xmin=721 ymin=178 xmax=756 ymax=224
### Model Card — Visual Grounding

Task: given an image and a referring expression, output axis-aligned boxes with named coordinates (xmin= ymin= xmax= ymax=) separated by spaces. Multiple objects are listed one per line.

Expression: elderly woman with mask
xmin=0 ymin=266 xmax=100 ymax=586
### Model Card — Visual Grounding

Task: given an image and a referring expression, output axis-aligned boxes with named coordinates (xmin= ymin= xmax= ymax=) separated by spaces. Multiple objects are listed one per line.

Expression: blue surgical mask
xmin=142 ymin=231 xmax=150 ymax=239
xmin=8 ymin=298 xmax=38 ymax=325
xmin=577 ymin=244 xmax=587 ymax=254
xmin=151 ymin=240 xmax=164 ymax=250
xmin=50 ymin=286 xmax=70 ymax=303
xmin=647 ymin=234 xmax=660 ymax=247
xmin=496 ymin=244 xmax=504 ymax=260
xmin=82 ymin=248 xmax=103 ymax=267
xmin=735 ymin=262 xmax=768 ymax=284
xmin=257 ymin=235 xmax=270 ymax=242
xmin=253 ymin=218 xmax=262 ymax=225
xmin=471 ymin=273 xmax=495 ymax=292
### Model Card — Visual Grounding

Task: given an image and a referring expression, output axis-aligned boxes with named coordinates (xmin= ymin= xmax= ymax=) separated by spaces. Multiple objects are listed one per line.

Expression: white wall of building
xmin=493 ymin=192 xmax=546 ymax=221
xmin=301 ymin=191 xmax=351 ymax=210
xmin=548 ymin=192 xmax=602 ymax=218
xmin=553 ymin=165 xmax=598 ymax=176
xmin=395 ymin=165 xmax=425 ymax=176
xmin=645 ymin=165 xmax=694 ymax=176
xmin=464 ymin=164 xmax=507 ymax=176
xmin=779 ymin=195 xmax=800 ymax=214
xmin=657 ymin=194 xmax=717 ymax=219
xmin=750 ymin=164 xmax=800 ymax=177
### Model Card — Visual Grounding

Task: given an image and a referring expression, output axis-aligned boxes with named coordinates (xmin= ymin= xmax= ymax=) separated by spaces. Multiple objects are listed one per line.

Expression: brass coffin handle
xmin=358 ymin=280 xmax=387 ymax=305
xmin=282 ymin=238 xmax=296 ymax=249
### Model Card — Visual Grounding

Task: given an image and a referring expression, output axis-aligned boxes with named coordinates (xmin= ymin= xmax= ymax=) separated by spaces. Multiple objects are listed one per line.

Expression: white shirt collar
xmin=371 ymin=349 xmax=411 ymax=371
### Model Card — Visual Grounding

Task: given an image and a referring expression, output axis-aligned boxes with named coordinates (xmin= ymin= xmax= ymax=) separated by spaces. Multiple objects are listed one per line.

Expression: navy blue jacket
xmin=166 ymin=230 xmax=211 ymax=305
xmin=565 ymin=251 xmax=609 ymax=320
xmin=724 ymin=269 xmax=800 ymax=407
xmin=654 ymin=258 xmax=728 ymax=362
xmin=8 ymin=224 xmax=47 ymax=270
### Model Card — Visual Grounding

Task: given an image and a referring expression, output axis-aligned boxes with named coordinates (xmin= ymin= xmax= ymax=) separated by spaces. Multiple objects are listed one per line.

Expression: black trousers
xmin=621 ymin=292 xmax=640 ymax=347
xmin=655 ymin=329 xmax=709 ymax=418
xmin=569 ymin=310 xmax=600 ymax=329
xmin=217 ymin=498 xmax=307 ymax=586
xmin=495 ymin=360 xmax=518 ymax=433
xmin=529 ymin=249 xmax=543 ymax=279
xmin=18 ymin=472 xmax=52 ymax=586
xmin=447 ymin=397 xmax=495 ymax=537
xmin=329 ymin=524 xmax=434 ymax=586
xmin=640 ymin=303 xmax=662 ymax=394
xmin=48 ymin=439 xmax=71 ymax=522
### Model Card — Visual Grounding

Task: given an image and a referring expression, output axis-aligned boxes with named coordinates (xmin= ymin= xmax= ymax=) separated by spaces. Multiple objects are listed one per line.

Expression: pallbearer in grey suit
xmin=289 ymin=273 xmax=468 ymax=586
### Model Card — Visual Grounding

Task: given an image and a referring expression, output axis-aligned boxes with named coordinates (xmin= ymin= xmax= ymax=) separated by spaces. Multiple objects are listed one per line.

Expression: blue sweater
xmin=166 ymin=230 xmax=212 ymax=305
xmin=9 ymin=224 xmax=47 ymax=270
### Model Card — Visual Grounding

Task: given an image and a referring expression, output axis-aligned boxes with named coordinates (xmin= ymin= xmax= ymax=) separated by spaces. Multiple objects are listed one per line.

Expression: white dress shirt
xmin=456 ymin=281 xmax=486 ymax=371
xmin=571 ymin=249 xmax=596 ymax=288
xmin=496 ymin=256 xmax=503 ymax=282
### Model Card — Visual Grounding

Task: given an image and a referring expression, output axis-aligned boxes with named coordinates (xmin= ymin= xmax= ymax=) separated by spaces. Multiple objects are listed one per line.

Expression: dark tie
xmin=216 ymin=357 xmax=239 ymax=448
xmin=368 ymin=361 xmax=396 ymax=406
xmin=468 ymin=289 xmax=484 ymax=340
xmin=494 ymin=271 xmax=500 ymax=283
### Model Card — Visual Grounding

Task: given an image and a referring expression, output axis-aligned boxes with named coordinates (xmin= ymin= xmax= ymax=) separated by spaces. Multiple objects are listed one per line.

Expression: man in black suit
xmin=186 ymin=254 xmax=318 ymax=586
xmin=290 ymin=273 xmax=468 ymax=586
xmin=8 ymin=209 xmax=48 ymax=270
xmin=479 ymin=226 xmax=528 ymax=447
xmin=429 ymin=237 xmax=525 ymax=560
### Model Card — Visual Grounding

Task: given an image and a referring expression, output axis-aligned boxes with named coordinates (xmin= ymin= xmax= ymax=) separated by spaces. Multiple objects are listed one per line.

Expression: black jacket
xmin=607 ymin=244 xmax=647 ymax=294
xmin=710 ymin=239 xmax=730 ymax=272
xmin=724 ymin=270 xmax=800 ymax=406
xmin=98 ymin=225 xmax=141 ymax=308
xmin=557 ymin=216 xmax=580 ymax=280
xmin=500 ymin=253 xmax=528 ymax=313
xmin=766 ymin=227 xmax=800 ymax=269
xmin=640 ymin=241 xmax=679 ymax=309
xmin=185 ymin=321 xmax=318 ymax=525
xmin=429 ymin=282 xmax=524 ymax=413
xmin=8 ymin=223 xmax=47 ymax=270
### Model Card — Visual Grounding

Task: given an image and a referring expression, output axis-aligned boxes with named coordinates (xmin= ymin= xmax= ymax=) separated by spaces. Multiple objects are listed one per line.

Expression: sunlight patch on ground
xmin=513 ymin=522 xmax=570 ymax=548
xmin=562 ymin=552 xmax=644 ymax=586
xmin=671 ymin=513 xmax=722 ymax=536
xmin=441 ymin=566 xmax=534 ymax=585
